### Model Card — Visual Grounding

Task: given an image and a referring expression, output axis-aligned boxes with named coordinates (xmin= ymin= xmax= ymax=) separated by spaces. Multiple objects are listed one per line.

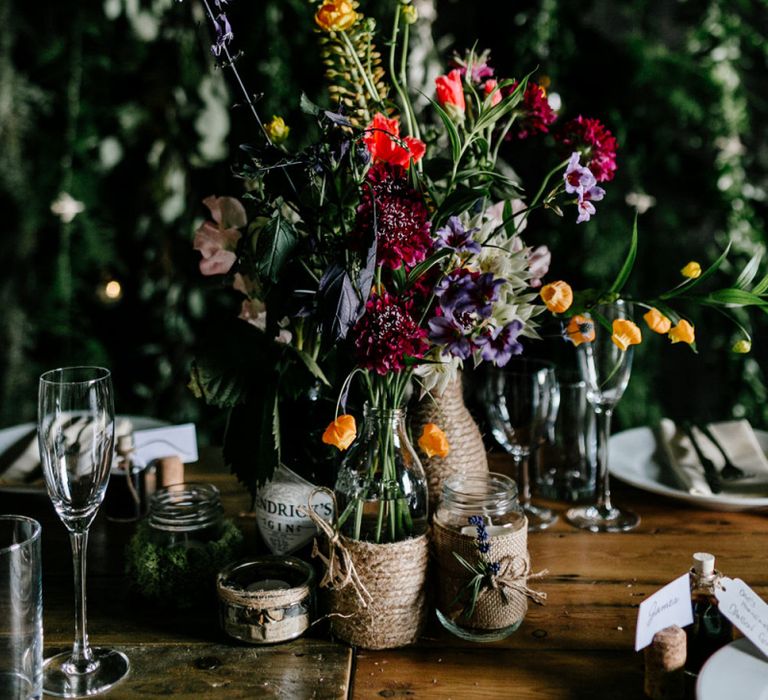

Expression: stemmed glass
xmin=484 ymin=358 xmax=560 ymax=531
xmin=566 ymin=301 xmax=640 ymax=532
xmin=38 ymin=367 xmax=129 ymax=697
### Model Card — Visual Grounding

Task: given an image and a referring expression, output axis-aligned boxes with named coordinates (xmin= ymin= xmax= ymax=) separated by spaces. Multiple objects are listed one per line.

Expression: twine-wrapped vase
xmin=411 ymin=372 xmax=489 ymax=509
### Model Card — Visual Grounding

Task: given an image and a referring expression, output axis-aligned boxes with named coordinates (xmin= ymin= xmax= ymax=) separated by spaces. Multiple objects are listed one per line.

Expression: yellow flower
xmin=611 ymin=319 xmax=642 ymax=351
xmin=668 ymin=319 xmax=695 ymax=345
xmin=322 ymin=414 xmax=357 ymax=451
xmin=315 ymin=0 xmax=359 ymax=32
xmin=732 ymin=339 xmax=752 ymax=354
xmin=418 ymin=423 xmax=450 ymax=459
xmin=540 ymin=281 xmax=573 ymax=314
xmin=643 ymin=307 xmax=672 ymax=334
xmin=565 ymin=314 xmax=595 ymax=347
xmin=681 ymin=261 xmax=702 ymax=279
xmin=401 ymin=4 xmax=418 ymax=24
xmin=265 ymin=115 xmax=290 ymax=145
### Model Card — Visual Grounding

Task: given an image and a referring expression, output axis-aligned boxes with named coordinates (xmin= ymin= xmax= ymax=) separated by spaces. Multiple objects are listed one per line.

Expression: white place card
xmin=635 ymin=573 xmax=694 ymax=651
xmin=715 ymin=577 xmax=768 ymax=659
xmin=133 ymin=423 xmax=198 ymax=464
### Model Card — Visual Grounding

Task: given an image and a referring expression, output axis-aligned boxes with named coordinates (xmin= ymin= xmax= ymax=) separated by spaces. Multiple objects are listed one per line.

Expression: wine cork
xmin=644 ymin=625 xmax=686 ymax=699
xmin=157 ymin=456 xmax=185 ymax=488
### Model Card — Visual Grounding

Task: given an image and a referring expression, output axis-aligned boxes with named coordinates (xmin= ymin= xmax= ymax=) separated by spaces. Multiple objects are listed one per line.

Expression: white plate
xmin=609 ymin=427 xmax=768 ymax=511
xmin=0 ymin=416 xmax=167 ymax=494
xmin=697 ymin=638 xmax=768 ymax=700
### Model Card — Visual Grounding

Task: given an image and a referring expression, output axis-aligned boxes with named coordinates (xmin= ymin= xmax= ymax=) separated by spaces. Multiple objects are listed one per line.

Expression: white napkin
xmin=0 ymin=418 xmax=133 ymax=485
xmin=657 ymin=419 xmax=768 ymax=496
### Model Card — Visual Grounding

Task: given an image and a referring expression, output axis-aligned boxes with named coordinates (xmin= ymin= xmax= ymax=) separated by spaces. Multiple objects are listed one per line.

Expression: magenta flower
xmin=557 ymin=116 xmax=618 ymax=183
xmin=506 ymin=81 xmax=557 ymax=139
xmin=193 ymin=195 xmax=247 ymax=276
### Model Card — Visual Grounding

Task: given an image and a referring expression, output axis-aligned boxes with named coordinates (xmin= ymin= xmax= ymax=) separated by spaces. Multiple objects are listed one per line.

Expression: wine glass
xmin=38 ymin=367 xmax=129 ymax=697
xmin=566 ymin=301 xmax=640 ymax=532
xmin=484 ymin=358 xmax=560 ymax=531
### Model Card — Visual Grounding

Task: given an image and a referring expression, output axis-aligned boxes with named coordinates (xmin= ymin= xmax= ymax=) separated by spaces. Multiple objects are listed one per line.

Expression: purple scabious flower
xmin=435 ymin=216 xmax=482 ymax=254
xmin=475 ymin=321 xmax=524 ymax=366
xmin=428 ymin=316 xmax=472 ymax=360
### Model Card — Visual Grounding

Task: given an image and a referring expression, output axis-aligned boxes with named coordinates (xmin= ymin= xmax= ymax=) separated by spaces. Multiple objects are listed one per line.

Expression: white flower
xmin=414 ymin=353 xmax=461 ymax=398
xmin=50 ymin=193 xmax=85 ymax=223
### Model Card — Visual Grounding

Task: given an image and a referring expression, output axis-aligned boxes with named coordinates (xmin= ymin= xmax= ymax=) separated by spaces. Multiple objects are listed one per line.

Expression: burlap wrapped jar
xmin=410 ymin=372 xmax=489 ymax=509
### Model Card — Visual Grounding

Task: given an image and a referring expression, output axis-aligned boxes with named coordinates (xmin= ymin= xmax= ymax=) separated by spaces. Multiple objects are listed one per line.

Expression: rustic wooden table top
xmin=1 ymin=449 xmax=766 ymax=699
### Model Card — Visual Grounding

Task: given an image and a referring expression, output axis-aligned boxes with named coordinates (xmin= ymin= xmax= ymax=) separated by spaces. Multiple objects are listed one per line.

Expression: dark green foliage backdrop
xmin=1 ymin=0 xmax=766 ymax=438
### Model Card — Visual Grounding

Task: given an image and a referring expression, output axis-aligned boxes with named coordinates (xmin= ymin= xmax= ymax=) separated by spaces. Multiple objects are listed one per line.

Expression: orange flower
xmin=418 ymin=423 xmax=450 ymax=459
xmin=322 ymin=415 xmax=357 ymax=451
xmin=363 ymin=112 xmax=426 ymax=169
xmin=484 ymin=79 xmax=502 ymax=106
xmin=314 ymin=0 xmax=359 ymax=32
xmin=611 ymin=319 xmax=642 ymax=351
xmin=435 ymin=69 xmax=466 ymax=114
xmin=566 ymin=315 xmax=596 ymax=346
xmin=540 ymin=281 xmax=573 ymax=314
xmin=643 ymin=307 xmax=672 ymax=334
xmin=668 ymin=319 xmax=695 ymax=345
xmin=680 ymin=261 xmax=702 ymax=279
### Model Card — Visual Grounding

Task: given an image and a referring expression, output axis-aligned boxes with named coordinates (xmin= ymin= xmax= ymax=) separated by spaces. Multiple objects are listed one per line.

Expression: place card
xmin=133 ymin=423 xmax=198 ymax=464
xmin=715 ymin=577 xmax=768 ymax=659
xmin=635 ymin=573 xmax=694 ymax=651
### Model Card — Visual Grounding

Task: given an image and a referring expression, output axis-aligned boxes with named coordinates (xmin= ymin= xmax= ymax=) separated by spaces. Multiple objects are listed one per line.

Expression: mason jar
xmin=433 ymin=472 xmax=530 ymax=642
xmin=148 ymin=482 xmax=225 ymax=547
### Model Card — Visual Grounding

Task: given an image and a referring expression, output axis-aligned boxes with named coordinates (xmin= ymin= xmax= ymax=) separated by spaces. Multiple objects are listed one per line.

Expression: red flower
xmin=352 ymin=292 xmax=429 ymax=375
xmin=435 ymin=69 xmax=466 ymax=113
xmin=506 ymin=81 xmax=557 ymax=139
xmin=557 ymin=116 xmax=618 ymax=183
xmin=484 ymin=79 xmax=501 ymax=106
xmin=363 ymin=113 xmax=426 ymax=169
xmin=355 ymin=163 xmax=432 ymax=270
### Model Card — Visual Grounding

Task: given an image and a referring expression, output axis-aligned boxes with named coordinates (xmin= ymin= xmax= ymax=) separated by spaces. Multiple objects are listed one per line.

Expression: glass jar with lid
xmin=433 ymin=472 xmax=531 ymax=642
xmin=127 ymin=483 xmax=243 ymax=607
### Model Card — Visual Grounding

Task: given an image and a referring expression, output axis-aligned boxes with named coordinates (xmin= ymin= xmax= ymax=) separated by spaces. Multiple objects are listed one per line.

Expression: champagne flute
xmin=484 ymin=358 xmax=560 ymax=531
xmin=38 ymin=367 xmax=129 ymax=697
xmin=566 ymin=301 xmax=640 ymax=532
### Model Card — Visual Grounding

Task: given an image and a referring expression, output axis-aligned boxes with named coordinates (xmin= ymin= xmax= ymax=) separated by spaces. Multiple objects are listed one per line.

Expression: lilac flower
xmin=211 ymin=12 xmax=233 ymax=56
xmin=576 ymin=185 xmax=606 ymax=224
xmin=475 ymin=321 xmax=524 ymax=366
xmin=428 ymin=316 xmax=472 ymax=359
xmin=564 ymin=152 xmax=595 ymax=194
xmin=435 ymin=216 xmax=482 ymax=254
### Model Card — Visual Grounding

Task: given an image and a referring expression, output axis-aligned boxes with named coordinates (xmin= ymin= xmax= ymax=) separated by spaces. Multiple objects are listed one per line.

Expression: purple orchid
xmin=435 ymin=216 xmax=482 ymax=254
xmin=475 ymin=321 xmax=524 ymax=366
xmin=576 ymin=185 xmax=606 ymax=224
xmin=211 ymin=12 xmax=233 ymax=56
xmin=564 ymin=152 xmax=596 ymax=194
xmin=428 ymin=316 xmax=472 ymax=359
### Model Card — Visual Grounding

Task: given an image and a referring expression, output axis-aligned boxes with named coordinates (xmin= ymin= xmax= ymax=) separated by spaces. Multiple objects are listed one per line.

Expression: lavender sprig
xmin=452 ymin=515 xmax=502 ymax=619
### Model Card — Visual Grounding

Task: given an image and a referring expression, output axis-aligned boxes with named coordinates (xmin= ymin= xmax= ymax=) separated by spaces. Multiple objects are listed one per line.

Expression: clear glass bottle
xmin=685 ymin=552 xmax=733 ymax=677
xmin=433 ymin=472 xmax=528 ymax=642
xmin=334 ymin=405 xmax=428 ymax=543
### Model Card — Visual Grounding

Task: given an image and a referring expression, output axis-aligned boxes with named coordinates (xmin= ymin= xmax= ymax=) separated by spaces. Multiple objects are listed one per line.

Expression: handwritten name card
xmin=635 ymin=573 xmax=694 ymax=651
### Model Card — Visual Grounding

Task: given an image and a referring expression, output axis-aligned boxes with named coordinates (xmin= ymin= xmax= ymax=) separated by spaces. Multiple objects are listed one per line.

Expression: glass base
xmin=43 ymin=648 xmax=129 ymax=698
xmin=524 ymin=503 xmax=559 ymax=532
xmin=565 ymin=504 xmax=640 ymax=533
xmin=436 ymin=608 xmax=523 ymax=642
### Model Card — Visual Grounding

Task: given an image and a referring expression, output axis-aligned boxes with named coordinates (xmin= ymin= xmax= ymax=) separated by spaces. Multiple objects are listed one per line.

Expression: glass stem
xmin=69 ymin=530 xmax=95 ymax=671
xmin=595 ymin=405 xmax=613 ymax=513
xmin=515 ymin=452 xmax=532 ymax=507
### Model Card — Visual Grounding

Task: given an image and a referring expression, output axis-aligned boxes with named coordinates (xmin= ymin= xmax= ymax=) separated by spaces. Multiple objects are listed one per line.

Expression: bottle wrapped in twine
xmin=299 ymin=489 xmax=429 ymax=650
xmin=432 ymin=518 xmax=546 ymax=631
xmin=410 ymin=372 xmax=489 ymax=509
xmin=644 ymin=625 xmax=686 ymax=700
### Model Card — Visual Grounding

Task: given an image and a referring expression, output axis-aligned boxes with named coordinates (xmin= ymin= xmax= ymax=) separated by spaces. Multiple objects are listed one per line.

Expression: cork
xmin=158 ymin=456 xmax=185 ymax=488
xmin=644 ymin=625 xmax=686 ymax=699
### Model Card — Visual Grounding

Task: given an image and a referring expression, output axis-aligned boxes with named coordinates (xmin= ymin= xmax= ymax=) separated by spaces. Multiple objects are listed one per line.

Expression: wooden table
xmin=2 ymin=450 xmax=766 ymax=699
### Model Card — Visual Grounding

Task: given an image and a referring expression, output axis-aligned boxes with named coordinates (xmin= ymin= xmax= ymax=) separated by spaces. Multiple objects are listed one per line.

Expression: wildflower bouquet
xmin=186 ymin=0 xmax=621 ymax=520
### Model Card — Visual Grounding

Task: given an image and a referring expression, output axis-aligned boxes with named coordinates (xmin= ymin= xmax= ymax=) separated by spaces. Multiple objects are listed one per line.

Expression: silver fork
xmin=696 ymin=423 xmax=756 ymax=481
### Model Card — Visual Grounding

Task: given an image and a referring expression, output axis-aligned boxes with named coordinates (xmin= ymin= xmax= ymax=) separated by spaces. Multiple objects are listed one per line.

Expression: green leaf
xmin=187 ymin=360 xmax=247 ymax=408
xmin=407 ymin=247 xmax=454 ymax=286
xmin=254 ymin=213 xmax=298 ymax=283
xmin=434 ymin=186 xmax=490 ymax=228
xmin=751 ymin=270 xmax=768 ymax=295
xmin=699 ymin=288 xmax=768 ymax=308
xmin=428 ymin=96 xmax=462 ymax=164
xmin=735 ymin=250 xmax=763 ymax=290
xmin=608 ymin=214 xmax=638 ymax=295
xmin=472 ymin=71 xmax=531 ymax=132
xmin=293 ymin=348 xmax=331 ymax=387
xmin=299 ymin=92 xmax=321 ymax=116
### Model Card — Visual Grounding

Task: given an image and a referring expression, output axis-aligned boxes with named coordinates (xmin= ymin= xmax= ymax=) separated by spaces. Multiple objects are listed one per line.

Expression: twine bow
xmin=297 ymin=487 xmax=372 ymax=608
xmin=486 ymin=555 xmax=548 ymax=606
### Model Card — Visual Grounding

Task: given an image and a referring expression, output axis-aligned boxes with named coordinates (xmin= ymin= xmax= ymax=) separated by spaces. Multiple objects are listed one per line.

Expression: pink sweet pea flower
xmin=435 ymin=69 xmax=466 ymax=115
xmin=193 ymin=195 xmax=247 ymax=276
xmin=484 ymin=79 xmax=502 ymax=107
xmin=528 ymin=246 xmax=551 ymax=288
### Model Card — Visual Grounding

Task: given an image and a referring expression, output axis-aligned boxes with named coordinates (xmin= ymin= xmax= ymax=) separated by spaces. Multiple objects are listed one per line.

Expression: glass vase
xmin=334 ymin=404 xmax=428 ymax=543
